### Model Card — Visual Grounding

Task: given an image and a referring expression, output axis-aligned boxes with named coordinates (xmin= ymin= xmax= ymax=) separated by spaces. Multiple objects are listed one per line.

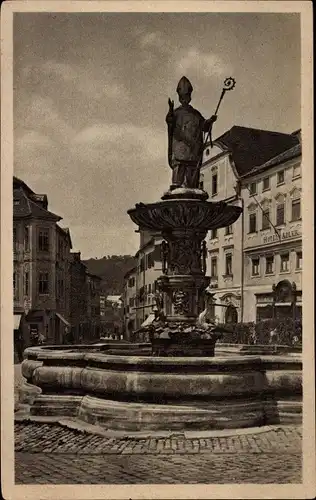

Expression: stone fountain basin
xmin=20 ymin=344 xmax=302 ymax=431
xmin=128 ymin=198 xmax=242 ymax=232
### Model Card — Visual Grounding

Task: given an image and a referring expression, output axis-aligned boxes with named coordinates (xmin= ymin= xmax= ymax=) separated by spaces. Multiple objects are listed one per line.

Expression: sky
xmin=13 ymin=12 xmax=301 ymax=259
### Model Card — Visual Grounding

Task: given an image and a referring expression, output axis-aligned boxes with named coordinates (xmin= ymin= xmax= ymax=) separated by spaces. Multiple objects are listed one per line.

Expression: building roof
xmin=13 ymin=176 xmax=35 ymax=195
xmin=57 ymin=226 xmax=73 ymax=249
xmin=214 ymin=126 xmax=300 ymax=177
xmin=124 ymin=266 xmax=137 ymax=279
xmin=13 ymin=187 xmax=62 ymax=221
xmin=86 ymin=271 xmax=102 ymax=281
xmin=241 ymin=142 xmax=301 ymax=179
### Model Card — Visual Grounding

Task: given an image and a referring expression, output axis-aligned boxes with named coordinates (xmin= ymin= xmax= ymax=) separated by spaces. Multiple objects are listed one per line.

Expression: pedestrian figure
xmin=269 ymin=327 xmax=278 ymax=352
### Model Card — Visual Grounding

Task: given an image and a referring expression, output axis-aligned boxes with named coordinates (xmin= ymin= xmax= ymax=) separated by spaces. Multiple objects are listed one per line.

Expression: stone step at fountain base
xmin=27 ymin=394 xmax=302 ymax=431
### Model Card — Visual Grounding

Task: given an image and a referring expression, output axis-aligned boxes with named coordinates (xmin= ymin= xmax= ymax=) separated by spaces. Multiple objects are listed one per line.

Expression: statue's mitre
xmin=176 ymin=76 xmax=193 ymax=96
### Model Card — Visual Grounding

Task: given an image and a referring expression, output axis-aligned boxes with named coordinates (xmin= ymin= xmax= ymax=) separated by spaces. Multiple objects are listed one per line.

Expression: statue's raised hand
xmin=168 ymin=98 xmax=174 ymax=111
xmin=166 ymin=98 xmax=174 ymax=125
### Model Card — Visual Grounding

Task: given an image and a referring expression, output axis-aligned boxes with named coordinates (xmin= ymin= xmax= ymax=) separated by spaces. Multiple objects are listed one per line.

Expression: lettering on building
xmin=263 ymin=229 xmax=301 ymax=245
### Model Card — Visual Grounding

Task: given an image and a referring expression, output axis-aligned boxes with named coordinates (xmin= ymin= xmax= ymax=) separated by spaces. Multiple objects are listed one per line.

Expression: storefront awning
xmin=140 ymin=313 xmax=156 ymax=328
xmin=55 ymin=312 xmax=71 ymax=327
xmin=14 ymin=314 xmax=22 ymax=330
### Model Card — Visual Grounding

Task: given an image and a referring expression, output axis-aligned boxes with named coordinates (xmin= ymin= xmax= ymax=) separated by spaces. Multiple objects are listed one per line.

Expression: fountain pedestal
xmin=128 ymin=188 xmax=242 ymax=356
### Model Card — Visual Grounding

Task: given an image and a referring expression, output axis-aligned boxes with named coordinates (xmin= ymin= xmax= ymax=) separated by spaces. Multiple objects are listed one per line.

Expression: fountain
xmin=18 ymin=77 xmax=302 ymax=430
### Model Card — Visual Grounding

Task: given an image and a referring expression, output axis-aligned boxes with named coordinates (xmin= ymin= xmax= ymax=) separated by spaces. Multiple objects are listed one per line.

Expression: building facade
xmin=123 ymin=267 xmax=137 ymax=339
xmin=86 ymin=272 xmax=102 ymax=340
xmin=240 ymin=139 xmax=302 ymax=322
xmin=201 ymin=127 xmax=301 ymax=324
xmin=13 ymin=177 xmax=72 ymax=346
xmin=123 ymin=230 xmax=164 ymax=334
xmin=69 ymin=251 xmax=88 ymax=342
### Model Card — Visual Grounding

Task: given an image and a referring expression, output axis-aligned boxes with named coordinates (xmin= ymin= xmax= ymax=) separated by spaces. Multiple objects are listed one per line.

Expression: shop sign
xmin=256 ymin=294 xmax=273 ymax=304
xmin=263 ymin=229 xmax=301 ymax=245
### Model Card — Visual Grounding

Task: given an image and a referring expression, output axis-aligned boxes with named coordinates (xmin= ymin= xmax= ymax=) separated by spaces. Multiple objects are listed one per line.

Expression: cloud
xmin=139 ymin=31 xmax=169 ymax=52
xmin=22 ymin=61 xmax=128 ymax=101
xmin=72 ymin=123 xmax=166 ymax=165
xmin=15 ymin=95 xmax=75 ymax=145
xmin=136 ymin=30 xmax=175 ymax=69
xmin=176 ymin=48 xmax=232 ymax=78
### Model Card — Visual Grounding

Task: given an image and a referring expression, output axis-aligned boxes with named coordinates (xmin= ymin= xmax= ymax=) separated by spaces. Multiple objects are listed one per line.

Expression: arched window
xmin=275 ymin=194 xmax=286 ymax=226
xmin=225 ymin=304 xmax=238 ymax=324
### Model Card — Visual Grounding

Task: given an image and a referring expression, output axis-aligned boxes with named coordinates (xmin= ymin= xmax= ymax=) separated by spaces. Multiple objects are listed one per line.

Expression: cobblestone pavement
xmin=15 ymin=422 xmax=302 ymax=484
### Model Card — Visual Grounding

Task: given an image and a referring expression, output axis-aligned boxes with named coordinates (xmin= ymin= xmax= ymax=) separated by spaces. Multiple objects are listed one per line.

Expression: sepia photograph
xmin=1 ymin=1 xmax=314 ymax=499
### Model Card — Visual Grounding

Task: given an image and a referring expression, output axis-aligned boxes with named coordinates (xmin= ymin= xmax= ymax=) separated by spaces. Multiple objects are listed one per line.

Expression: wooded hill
xmin=82 ymin=255 xmax=136 ymax=296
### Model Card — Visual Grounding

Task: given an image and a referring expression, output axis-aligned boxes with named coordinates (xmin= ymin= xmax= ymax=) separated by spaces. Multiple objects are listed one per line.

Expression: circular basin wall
xmin=20 ymin=344 xmax=302 ymax=431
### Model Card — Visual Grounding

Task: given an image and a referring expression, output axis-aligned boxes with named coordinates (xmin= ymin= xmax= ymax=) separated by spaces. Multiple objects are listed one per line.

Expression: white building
xmin=123 ymin=230 xmax=163 ymax=334
xmin=201 ymin=126 xmax=301 ymax=323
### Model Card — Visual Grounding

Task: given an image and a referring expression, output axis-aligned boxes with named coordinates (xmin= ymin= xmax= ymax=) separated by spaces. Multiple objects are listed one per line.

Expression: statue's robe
xmin=169 ymin=104 xmax=212 ymax=188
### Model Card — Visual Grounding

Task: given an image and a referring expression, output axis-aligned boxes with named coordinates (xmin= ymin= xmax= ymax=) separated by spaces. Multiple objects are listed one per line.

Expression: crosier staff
xmin=202 ymin=77 xmax=236 ymax=151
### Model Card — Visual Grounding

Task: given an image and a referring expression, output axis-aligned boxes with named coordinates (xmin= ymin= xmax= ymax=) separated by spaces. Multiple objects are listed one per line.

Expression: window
xmin=225 ymin=254 xmax=232 ymax=276
xmin=148 ymin=252 xmax=154 ymax=269
xmin=199 ymin=173 xmax=204 ymax=190
xmin=139 ymin=257 xmax=145 ymax=272
xmin=276 ymin=202 xmax=285 ymax=226
xmin=24 ymin=226 xmax=30 ymax=251
xmin=225 ymin=225 xmax=233 ymax=235
xmin=277 ymin=170 xmax=285 ymax=185
xmin=293 ymin=164 xmax=301 ymax=178
xmin=24 ymin=271 xmax=29 ymax=295
xmin=291 ymin=198 xmax=301 ymax=221
xmin=262 ymin=209 xmax=270 ymax=230
xmin=280 ymin=253 xmax=289 ymax=273
xmin=212 ymin=173 xmax=218 ymax=196
xmin=296 ymin=251 xmax=302 ymax=270
xmin=211 ymin=257 xmax=218 ymax=278
xmin=205 ymin=148 xmax=210 ymax=157
xmin=251 ymin=258 xmax=260 ymax=276
xmin=225 ymin=305 xmax=238 ymax=324
xmin=263 ymin=177 xmax=270 ymax=191
xmin=249 ymin=182 xmax=257 ymax=196
xmin=266 ymin=256 xmax=274 ymax=274
xmin=211 ymin=229 xmax=217 ymax=239
xmin=128 ymin=277 xmax=135 ymax=288
xmin=38 ymin=229 xmax=49 ymax=252
xmin=38 ymin=272 xmax=49 ymax=294
xmin=249 ymin=213 xmax=257 ymax=233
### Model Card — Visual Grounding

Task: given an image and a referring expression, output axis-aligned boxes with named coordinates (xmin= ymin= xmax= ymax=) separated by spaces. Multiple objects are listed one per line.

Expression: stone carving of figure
xmin=154 ymin=280 xmax=164 ymax=315
xmin=166 ymin=76 xmax=217 ymax=189
xmin=173 ymin=290 xmax=190 ymax=315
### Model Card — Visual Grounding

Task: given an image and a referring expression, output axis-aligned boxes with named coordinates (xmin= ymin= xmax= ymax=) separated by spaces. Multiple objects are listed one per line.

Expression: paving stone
xmin=15 ymin=451 xmax=302 ymax=484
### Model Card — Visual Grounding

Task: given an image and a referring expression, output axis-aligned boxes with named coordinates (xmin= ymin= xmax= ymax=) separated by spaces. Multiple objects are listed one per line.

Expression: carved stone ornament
xmin=167 ymin=237 xmax=203 ymax=275
xmin=173 ymin=290 xmax=190 ymax=315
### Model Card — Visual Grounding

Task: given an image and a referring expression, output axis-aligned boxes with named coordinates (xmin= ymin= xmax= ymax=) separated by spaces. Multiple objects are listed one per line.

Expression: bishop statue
xmin=166 ymin=76 xmax=217 ymax=190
